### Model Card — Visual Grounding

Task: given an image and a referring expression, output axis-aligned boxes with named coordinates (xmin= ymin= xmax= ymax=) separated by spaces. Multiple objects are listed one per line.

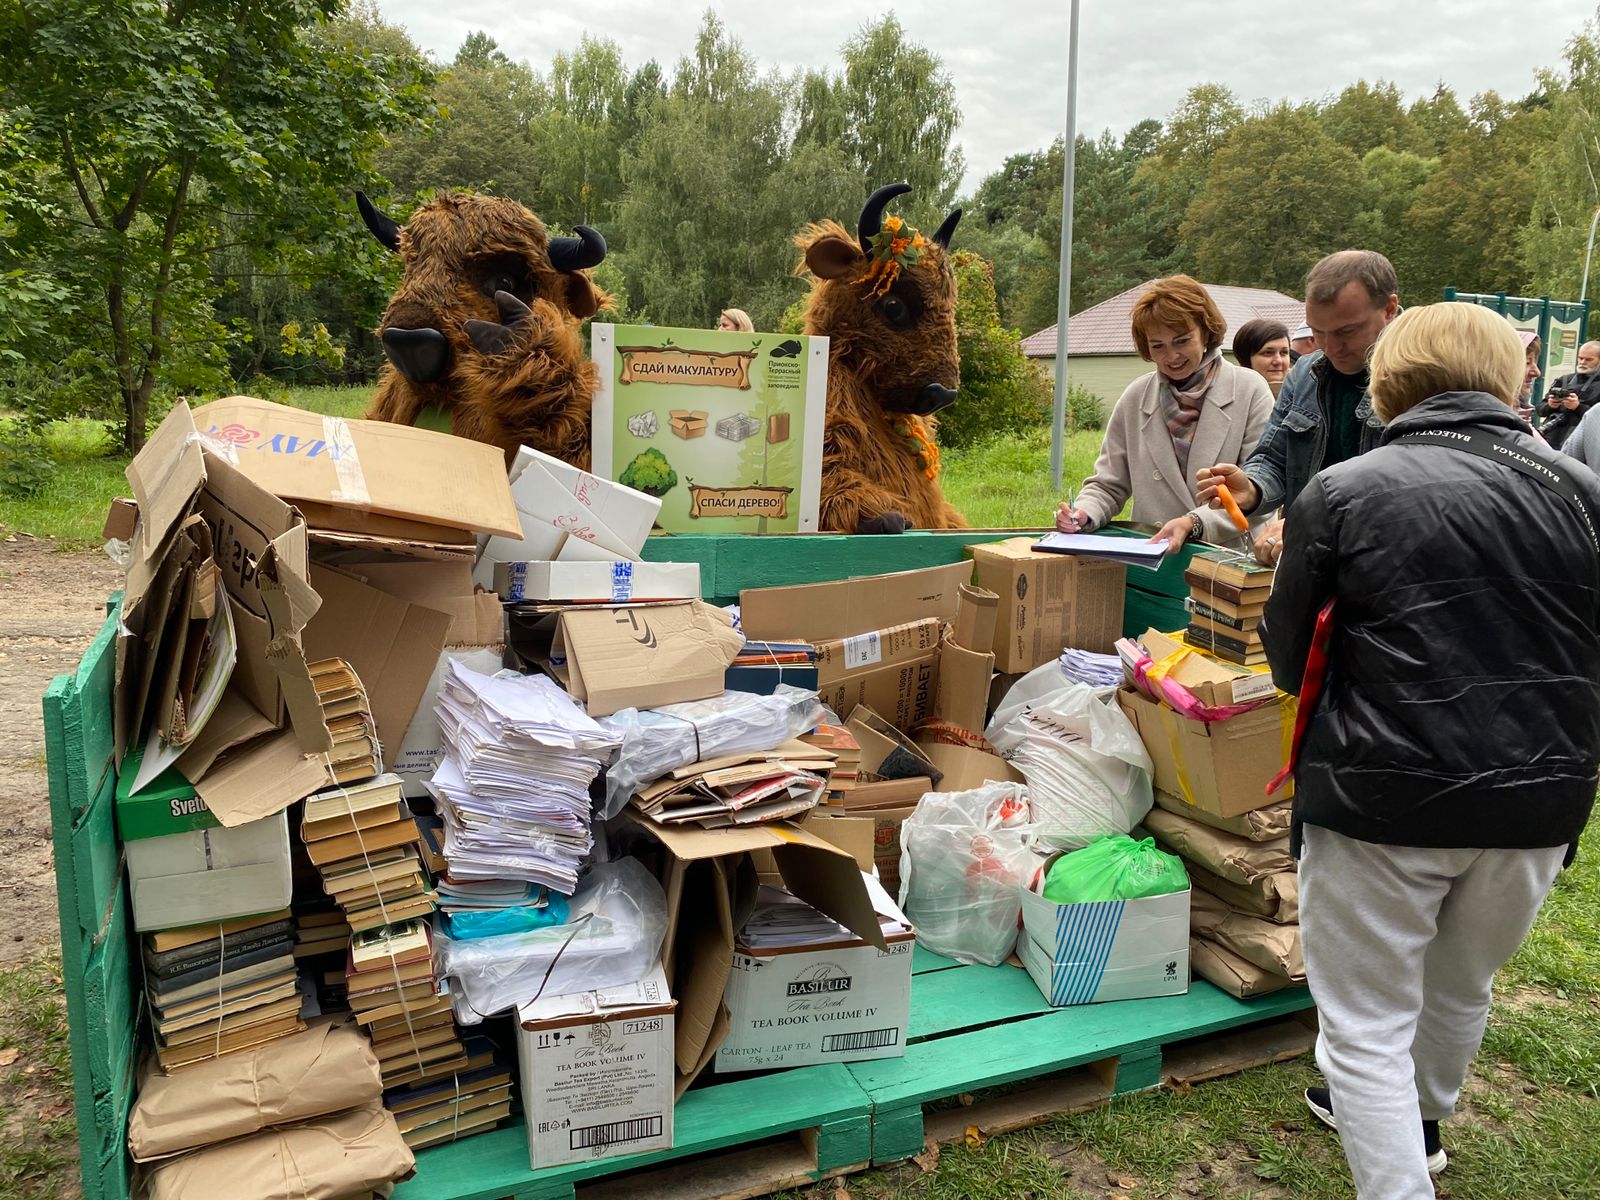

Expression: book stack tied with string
xmin=345 ymin=920 xmax=468 ymax=1090
xmin=1184 ymin=550 xmax=1275 ymax=665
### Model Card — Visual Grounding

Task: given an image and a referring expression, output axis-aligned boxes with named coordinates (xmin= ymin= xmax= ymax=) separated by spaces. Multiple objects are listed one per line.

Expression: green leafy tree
xmin=1523 ymin=19 xmax=1600 ymax=297
xmin=1134 ymin=84 xmax=1246 ymax=263
xmin=524 ymin=37 xmax=629 ymax=227
xmin=1183 ymin=104 xmax=1366 ymax=292
xmin=0 ymin=0 xmax=435 ymax=450
xmin=1321 ymin=80 xmax=1413 ymax=157
xmin=936 ymin=251 xmax=1051 ymax=449
xmin=619 ymin=447 xmax=679 ymax=497
xmin=1406 ymin=85 xmax=1472 ymax=157
xmin=1352 ymin=146 xmax=1437 ymax=266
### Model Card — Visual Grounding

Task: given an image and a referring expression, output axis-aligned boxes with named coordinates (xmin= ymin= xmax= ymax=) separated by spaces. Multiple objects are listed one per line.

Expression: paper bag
xmin=128 ymin=1020 xmax=383 ymax=1162
xmin=1189 ymin=934 xmax=1293 ymax=999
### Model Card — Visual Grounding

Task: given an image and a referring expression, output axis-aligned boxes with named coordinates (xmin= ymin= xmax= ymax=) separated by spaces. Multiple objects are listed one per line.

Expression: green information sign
xmin=591 ymin=324 xmax=828 ymax=533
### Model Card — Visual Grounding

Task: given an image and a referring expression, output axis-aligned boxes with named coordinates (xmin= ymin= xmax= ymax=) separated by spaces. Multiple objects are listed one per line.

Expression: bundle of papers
xmin=802 ymin=723 xmax=862 ymax=804
xmin=428 ymin=662 xmax=619 ymax=895
xmin=302 ymin=774 xmax=435 ymax=934
xmin=346 ymin=920 xmax=467 ymax=1088
xmin=142 ymin=911 xmax=306 ymax=1072
xmin=733 ymin=640 xmax=817 ymax=667
xmin=631 ymin=740 xmax=834 ymax=828
xmin=309 ymin=658 xmax=381 ymax=785
xmin=436 ymin=877 xmax=549 ymax=914
xmin=1034 ymin=530 xmax=1169 ymax=571
xmin=1059 ymin=647 xmax=1124 ymax=689
xmin=740 ymin=881 xmax=913 ymax=951
xmin=383 ymin=1045 xmax=510 ymax=1149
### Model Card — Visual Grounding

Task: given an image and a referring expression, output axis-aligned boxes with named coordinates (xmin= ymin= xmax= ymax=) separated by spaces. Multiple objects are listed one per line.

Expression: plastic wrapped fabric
xmin=1042 ymin=835 xmax=1188 ymax=904
xmin=436 ymin=858 xmax=666 ymax=1022
xmin=897 ymin=782 xmax=1039 ymax=966
xmin=597 ymin=686 xmax=823 ymax=818
xmin=441 ymin=894 xmax=571 ymax=940
xmin=990 ymin=683 xmax=1153 ymax=851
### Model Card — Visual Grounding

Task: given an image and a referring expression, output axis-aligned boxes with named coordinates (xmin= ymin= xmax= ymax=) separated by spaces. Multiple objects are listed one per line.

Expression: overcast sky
xmin=375 ymin=0 xmax=1591 ymax=192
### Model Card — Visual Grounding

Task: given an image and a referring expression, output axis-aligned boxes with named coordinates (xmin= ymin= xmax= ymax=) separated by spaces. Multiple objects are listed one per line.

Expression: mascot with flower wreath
xmin=795 ymin=183 xmax=969 ymax=533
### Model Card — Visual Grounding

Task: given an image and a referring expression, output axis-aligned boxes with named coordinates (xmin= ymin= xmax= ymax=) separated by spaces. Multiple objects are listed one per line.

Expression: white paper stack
xmin=1059 ymin=647 xmax=1124 ymax=689
xmin=427 ymin=662 xmax=620 ymax=894
xmin=740 ymin=879 xmax=913 ymax=951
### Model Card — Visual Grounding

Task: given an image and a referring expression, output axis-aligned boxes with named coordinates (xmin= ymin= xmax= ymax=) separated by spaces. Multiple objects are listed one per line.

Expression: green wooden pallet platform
xmin=44 ymin=531 xmax=1273 ymax=1200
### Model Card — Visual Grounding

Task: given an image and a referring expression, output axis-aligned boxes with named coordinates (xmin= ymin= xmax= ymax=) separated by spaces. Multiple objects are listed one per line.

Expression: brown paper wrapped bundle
xmin=1152 ymin=790 xmax=1291 ymax=842
xmin=1190 ymin=935 xmax=1293 ymax=999
xmin=1144 ymin=806 xmax=1293 ymax=884
xmin=1189 ymin=886 xmax=1305 ymax=982
xmin=1186 ymin=862 xmax=1299 ymax=925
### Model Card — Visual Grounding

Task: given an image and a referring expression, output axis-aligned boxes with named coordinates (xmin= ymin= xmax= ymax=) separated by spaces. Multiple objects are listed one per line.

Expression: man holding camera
xmin=1539 ymin=339 xmax=1600 ymax=451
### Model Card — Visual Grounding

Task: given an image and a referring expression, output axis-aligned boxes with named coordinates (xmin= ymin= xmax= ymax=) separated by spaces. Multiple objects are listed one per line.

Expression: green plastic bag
xmin=1042 ymin=834 xmax=1188 ymax=904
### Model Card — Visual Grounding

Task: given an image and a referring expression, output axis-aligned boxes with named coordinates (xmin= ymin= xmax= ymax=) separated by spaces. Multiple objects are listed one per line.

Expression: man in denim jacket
xmin=1198 ymin=251 xmax=1398 ymax=562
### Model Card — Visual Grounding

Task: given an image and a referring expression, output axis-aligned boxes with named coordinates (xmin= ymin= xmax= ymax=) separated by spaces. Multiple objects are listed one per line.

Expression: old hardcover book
xmin=1184 ymin=570 xmax=1272 ymax=608
xmin=1187 ymin=600 xmax=1264 ymax=631
xmin=1186 ymin=551 xmax=1276 ymax=591
xmin=1188 ymin=613 xmax=1264 ymax=645
xmin=1184 ymin=624 xmax=1268 ymax=665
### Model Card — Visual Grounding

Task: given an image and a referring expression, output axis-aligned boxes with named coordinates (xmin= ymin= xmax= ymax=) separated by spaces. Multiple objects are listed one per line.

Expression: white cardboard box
xmin=391 ymin=644 xmax=505 ymax=797
xmin=125 ymin=810 xmax=293 ymax=933
xmin=716 ymin=885 xmax=915 ymax=1074
xmin=1017 ymin=883 xmax=1190 ymax=1007
xmin=495 ymin=560 xmax=701 ymax=604
xmin=510 ymin=445 xmax=662 ymax=552
xmin=516 ymin=964 xmax=676 ymax=1169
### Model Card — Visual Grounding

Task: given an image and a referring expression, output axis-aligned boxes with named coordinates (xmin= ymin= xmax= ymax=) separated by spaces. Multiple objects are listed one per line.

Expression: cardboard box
xmin=814 ymin=619 xmax=942 ymax=732
xmin=1116 ymin=687 xmax=1292 ymax=818
xmin=953 ymin=583 xmax=999 ymax=651
xmin=635 ymin=817 xmax=891 ymax=1094
xmin=669 ymin=409 xmax=709 ymax=439
xmin=969 ymin=538 xmax=1125 ymax=672
xmin=717 ymin=882 xmax=915 ymax=1073
xmin=740 ymin=561 xmax=970 ymax=644
xmin=1140 ymin=629 xmax=1277 ymax=707
xmin=509 ymin=444 xmax=661 ymax=552
xmin=915 ymin=741 xmax=1023 ymax=792
xmin=118 ymin=753 xmax=292 ymax=933
xmin=495 ymin=560 xmax=700 ymax=604
xmin=191 ymin=395 xmax=520 ymax=539
xmin=867 ymin=804 xmax=919 ymax=894
xmin=1018 ymin=876 xmax=1190 ymax=1006
xmin=542 ymin=601 xmax=744 ymax=717
xmin=847 ymin=707 xmax=943 ymax=786
xmin=933 ymin=634 xmax=994 ymax=734
xmin=516 ymin=965 xmax=675 ymax=1169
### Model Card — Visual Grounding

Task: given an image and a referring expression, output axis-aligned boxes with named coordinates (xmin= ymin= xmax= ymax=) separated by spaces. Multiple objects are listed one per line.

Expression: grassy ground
xmin=0 ymin=956 xmax=77 ymax=1200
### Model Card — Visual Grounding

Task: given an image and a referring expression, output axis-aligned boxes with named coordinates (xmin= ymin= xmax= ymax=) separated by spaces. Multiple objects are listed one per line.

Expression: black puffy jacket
xmin=1263 ymin=390 xmax=1600 ymax=852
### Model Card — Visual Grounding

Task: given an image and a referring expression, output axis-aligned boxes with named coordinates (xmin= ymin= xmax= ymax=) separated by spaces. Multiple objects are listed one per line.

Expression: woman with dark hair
xmin=1232 ymin=319 xmax=1292 ymax=396
xmin=1056 ymin=275 xmax=1274 ymax=550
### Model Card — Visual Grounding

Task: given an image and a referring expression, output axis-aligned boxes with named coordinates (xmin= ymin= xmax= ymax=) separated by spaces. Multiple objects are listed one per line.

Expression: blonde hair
xmin=719 ymin=308 xmax=754 ymax=332
xmin=1369 ymin=304 xmax=1522 ymax=423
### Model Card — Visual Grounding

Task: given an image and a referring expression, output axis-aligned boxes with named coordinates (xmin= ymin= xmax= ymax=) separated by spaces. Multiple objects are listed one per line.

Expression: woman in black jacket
xmin=1260 ymin=302 xmax=1600 ymax=1199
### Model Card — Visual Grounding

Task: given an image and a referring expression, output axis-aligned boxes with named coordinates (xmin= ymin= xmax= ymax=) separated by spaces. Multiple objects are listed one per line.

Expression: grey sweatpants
xmin=1299 ymin=824 xmax=1565 ymax=1200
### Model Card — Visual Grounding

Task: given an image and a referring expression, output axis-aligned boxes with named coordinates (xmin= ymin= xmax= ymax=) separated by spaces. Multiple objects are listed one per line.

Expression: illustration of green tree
xmin=620 ymin=448 xmax=679 ymax=498
xmin=736 ymin=369 xmax=801 ymax=533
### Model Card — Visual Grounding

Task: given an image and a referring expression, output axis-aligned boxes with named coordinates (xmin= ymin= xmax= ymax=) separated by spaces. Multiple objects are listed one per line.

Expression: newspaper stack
xmin=428 ymin=662 xmax=619 ymax=895
xmin=301 ymin=774 xmax=436 ymax=934
xmin=348 ymin=920 xmax=467 ymax=1088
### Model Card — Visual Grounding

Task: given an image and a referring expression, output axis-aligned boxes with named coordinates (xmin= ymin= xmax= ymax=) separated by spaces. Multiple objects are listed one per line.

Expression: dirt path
xmin=0 ymin=535 xmax=121 ymax=967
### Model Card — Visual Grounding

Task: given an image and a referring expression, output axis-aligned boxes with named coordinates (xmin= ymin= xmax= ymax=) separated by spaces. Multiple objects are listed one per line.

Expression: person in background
xmin=1232 ymin=319 xmax=1293 ymax=396
xmin=1197 ymin=250 xmax=1399 ymax=565
xmin=1515 ymin=330 xmax=1541 ymax=424
xmin=1055 ymin=275 xmax=1274 ymax=550
xmin=1539 ymin=338 xmax=1600 ymax=450
xmin=1262 ymin=301 xmax=1600 ymax=1200
xmin=1290 ymin=322 xmax=1317 ymax=362
xmin=717 ymin=308 xmax=754 ymax=332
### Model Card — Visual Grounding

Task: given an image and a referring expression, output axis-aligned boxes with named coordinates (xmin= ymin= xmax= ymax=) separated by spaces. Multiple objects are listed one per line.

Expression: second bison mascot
xmin=357 ymin=190 xmax=606 ymax=468
xmin=798 ymin=183 xmax=968 ymax=533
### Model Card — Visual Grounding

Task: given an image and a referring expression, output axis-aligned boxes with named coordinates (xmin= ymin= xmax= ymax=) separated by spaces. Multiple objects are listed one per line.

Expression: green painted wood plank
xmin=850 ymin=980 xmax=1312 ymax=1112
xmin=84 ymin=888 xmax=137 ymax=1096
xmin=906 ymin=961 xmax=1054 ymax=1042
xmin=910 ymin=945 xmax=962 ymax=975
xmin=70 ymin=771 xmax=119 ymax=941
xmin=1124 ymin=586 xmax=1191 ymax=639
xmin=55 ymin=607 xmax=119 ymax=816
xmin=396 ymin=1063 xmax=873 ymax=1200
xmin=1112 ymin=1045 xmax=1165 ymax=1094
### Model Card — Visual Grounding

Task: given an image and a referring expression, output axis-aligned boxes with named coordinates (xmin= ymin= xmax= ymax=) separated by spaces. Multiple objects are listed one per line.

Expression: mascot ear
xmin=805 ymin=234 xmax=865 ymax=281
xmin=563 ymin=272 xmax=604 ymax=320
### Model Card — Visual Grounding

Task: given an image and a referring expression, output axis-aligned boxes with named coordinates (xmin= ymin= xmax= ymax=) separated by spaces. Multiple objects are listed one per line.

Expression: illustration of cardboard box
xmin=669 ymin=410 xmax=708 ymax=439
xmin=767 ymin=413 xmax=791 ymax=444
xmin=715 ymin=413 xmax=762 ymax=442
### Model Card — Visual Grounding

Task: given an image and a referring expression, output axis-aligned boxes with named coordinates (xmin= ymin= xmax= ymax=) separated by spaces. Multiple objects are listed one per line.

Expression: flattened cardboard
xmin=304 ymin=564 xmax=453 ymax=758
xmin=933 ymin=635 xmax=994 ymax=734
xmin=739 ymin=561 xmax=970 ymax=643
xmin=189 ymin=730 xmax=330 ymax=828
xmin=969 ymin=538 xmax=1126 ymax=672
xmin=813 ymin=618 xmax=941 ymax=731
xmin=552 ymin=601 xmax=743 ymax=717
xmin=953 ymin=583 xmax=999 ymax=651
xmin=192 ymin=395 xmax=519 ymax=538
xmin=914 ymin=741 xmax=1023 ymax=792
xmin=847 ymin=707 xmax=943 ymax=786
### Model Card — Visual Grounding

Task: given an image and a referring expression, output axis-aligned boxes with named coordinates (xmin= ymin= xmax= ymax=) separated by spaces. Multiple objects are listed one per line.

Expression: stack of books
xmin=801 ymin=724 xmax=861 ymax=805
xmin=301 ymin=774 xmax=435 ymax=933
xmin=383 ymin=1041 xmax=511 ymax=1149
xmin=348 ymin=921 xmax=466 ymax=1088
xmin=142 ymin=910 xmax=306 ymax=1071
xmin=309 ymin=658 xmax=381 ymax=786
xmin=292 ymin=904 xmax=352 ymax=961
xmin=1184 ymin=551 xmax=1275 ymax=666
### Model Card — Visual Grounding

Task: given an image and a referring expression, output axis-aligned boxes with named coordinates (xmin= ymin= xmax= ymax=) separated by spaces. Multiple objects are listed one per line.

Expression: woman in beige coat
xmin=1057 ymin=275 xmax=1275 ymax=550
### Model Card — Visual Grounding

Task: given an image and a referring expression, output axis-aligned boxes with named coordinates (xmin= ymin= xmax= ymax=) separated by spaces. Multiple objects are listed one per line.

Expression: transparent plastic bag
xmin=441 ymin=894 xmax=571 ymax=940
xmin=597 ymin=686 xmax=823 ymax=818
xmin=1041 ymin=835 xmax=1188 ymax=904
xmin=897 ymin=782 xmax=1040 ymax=966
xmin=990 ymin=682 xmax=1153 ymax=850
xmin=436 ymin=857 xmax=666 ymax=1022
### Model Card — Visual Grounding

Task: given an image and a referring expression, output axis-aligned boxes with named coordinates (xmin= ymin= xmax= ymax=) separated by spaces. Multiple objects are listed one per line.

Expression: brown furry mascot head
xmin=357 ymin=190 xmax=607 ymax=468
xmin=798 ymin=183 xmax=968 ymax=533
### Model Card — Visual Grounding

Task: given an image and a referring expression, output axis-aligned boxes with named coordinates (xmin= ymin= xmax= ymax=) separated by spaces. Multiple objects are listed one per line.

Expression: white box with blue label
xmin=493 ymin=560 xmax=700 ymax=605
xmin=515 ymin=963 xmax=675 ymax=1169
xmin=1017 ymin=878 xmax=1190 ymax=1007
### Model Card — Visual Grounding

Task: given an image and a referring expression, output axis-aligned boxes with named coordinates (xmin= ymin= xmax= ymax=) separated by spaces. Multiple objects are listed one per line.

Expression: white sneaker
xmin=1303 ymin=1087 xmax=1447 ymax=1175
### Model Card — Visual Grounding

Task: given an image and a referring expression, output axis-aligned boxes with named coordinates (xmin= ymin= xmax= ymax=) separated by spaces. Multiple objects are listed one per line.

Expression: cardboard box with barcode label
xmin=968 ymin=538 xmax=1125 ymax=673
xmin=495 ymin=560 xmax=700 ymax=604
xmin=814 ymin=618 xmax=942 ymax=732
xmin=1018 ymin=864 xmax=1190 ymax=1007
xmin=716 ymin=880 xmax=915 ymax=1074
xmin=516 ymin=964 xmax=675 ymax=1169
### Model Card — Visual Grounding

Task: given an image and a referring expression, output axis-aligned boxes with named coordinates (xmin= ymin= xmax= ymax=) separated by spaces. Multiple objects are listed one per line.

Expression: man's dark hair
xmin=1305 ymin=250 xmax=1398 ymax=308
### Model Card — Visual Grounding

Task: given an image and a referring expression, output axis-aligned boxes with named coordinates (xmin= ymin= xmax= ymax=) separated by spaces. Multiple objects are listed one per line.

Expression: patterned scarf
xmin=1159 ymin=347 xmax=1221 ymax=475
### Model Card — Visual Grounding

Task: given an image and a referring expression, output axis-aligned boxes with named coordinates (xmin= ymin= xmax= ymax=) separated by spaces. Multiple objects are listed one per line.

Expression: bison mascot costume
xmin=798 ymin=183 xmax=968 ymax=533
xmin=356 ymin=190 xmax=606 ymax=468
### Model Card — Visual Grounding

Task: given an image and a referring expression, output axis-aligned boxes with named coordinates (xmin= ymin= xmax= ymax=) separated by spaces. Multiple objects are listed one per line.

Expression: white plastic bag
xmin=436 ymin=857 xmax=667 ymax=1022
xmin=992 ymin=683 xmax=1154 ymax=851
xmin=897 ymin=782 xmax=1039 ymax=966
